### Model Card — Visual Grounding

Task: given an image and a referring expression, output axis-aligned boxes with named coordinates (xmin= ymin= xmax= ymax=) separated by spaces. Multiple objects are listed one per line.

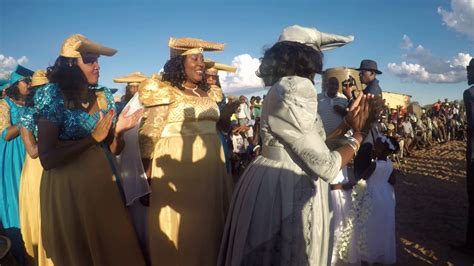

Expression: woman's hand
xmin=91 ymin=110 xmax=114 ymax=143
xmin=344 ymin=93 xmax=365 ymax=130
xmin=115 ymin=106 xmax=144 ymax=136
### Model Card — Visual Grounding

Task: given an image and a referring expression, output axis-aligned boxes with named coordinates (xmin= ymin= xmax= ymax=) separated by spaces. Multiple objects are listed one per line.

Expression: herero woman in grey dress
xmin=218 ymin=25 xmax=378 ymax=266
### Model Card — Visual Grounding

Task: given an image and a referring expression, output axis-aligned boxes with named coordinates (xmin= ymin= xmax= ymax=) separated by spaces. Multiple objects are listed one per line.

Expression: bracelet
xmin=346 ymin=141 xmax=358 ymax=155
xmin=347 ymin=136 xmax=361 ymax=147
xmin=346 ymin=136 xmax=361 ymax=155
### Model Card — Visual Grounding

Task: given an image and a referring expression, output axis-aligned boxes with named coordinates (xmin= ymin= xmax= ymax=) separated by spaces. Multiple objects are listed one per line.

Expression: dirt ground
xmin=394 ymin=140 xmax=474 ymax=265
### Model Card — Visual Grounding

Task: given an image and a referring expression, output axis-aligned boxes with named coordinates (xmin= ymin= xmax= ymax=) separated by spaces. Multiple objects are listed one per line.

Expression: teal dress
xmin=0 ymin=97 xmax=26 ymax=264
xmin=34 ymin=84 xmax=145 ymax=265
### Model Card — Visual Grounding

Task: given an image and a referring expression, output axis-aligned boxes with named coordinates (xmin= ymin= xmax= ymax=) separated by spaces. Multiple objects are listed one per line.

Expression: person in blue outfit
xmin=0 ymin=64 xmax=34 ymax=264
xmin=354 ymin=59 xmax=383 ymax=181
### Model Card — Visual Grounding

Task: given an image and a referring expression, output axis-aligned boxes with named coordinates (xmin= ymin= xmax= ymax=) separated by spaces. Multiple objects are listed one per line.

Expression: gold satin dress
xmin=19 ymin=155 xmax=54 ymax=266
xmin=138 ymin=79 xmax=233 ymax=266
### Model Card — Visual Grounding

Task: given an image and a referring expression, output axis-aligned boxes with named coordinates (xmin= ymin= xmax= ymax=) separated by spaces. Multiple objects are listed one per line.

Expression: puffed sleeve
xmin=266 ymin=76 xmax=342 ymax=182
xmin=208 ymin=84 xmax=224 ymax=103
xmin=17 ymin=106 xmax=37 ymax=137
xmin=34 ymin=84 xmax=64 ymax=127
xmin=0 ymin=100 xmax=11 ymax=136
xmin=138 ymin=78 xmax=172 ymax=107
xmin=137 ymin=78 xmax=171 ymax=159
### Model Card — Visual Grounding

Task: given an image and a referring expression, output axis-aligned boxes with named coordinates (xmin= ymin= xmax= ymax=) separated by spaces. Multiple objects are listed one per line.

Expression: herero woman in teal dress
xmin=0 ymin=68 xmax=32 ymax=264
xmin=36 ymin=34 xmax=145 ymax=265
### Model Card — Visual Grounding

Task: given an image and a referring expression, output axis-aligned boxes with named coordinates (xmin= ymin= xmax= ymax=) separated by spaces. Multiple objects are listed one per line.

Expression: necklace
xmin=79 ymin=91 xmax=95 ymax=109
xmin=183 ymin=84 xmax=201 ymax=97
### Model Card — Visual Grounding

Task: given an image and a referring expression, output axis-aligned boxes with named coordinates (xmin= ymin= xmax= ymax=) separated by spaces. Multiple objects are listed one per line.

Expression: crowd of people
xmin=375 ymin=99 xmax=467 ymax=163
xmin=0 ymin=24 xmax=472 ymax=266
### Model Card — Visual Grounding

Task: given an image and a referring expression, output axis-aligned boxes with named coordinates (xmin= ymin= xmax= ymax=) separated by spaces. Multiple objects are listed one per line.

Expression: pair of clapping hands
xmin=91 ymin=106 xmax=144 ymax=143
xmin=344 ymin=93 xmax=384 ymax=134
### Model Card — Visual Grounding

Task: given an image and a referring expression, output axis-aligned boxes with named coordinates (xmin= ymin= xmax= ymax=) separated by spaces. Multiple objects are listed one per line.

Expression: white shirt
xmin=317 ymin=92 xmax=348 ymax=135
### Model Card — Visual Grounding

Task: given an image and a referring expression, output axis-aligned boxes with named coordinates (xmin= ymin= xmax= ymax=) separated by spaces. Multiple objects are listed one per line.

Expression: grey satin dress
xmin=218 ymin=76 xmax=342 ymax=266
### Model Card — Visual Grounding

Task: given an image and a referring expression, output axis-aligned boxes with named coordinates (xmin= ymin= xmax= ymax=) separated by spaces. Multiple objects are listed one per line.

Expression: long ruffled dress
xmin=0 ymin=96 xmax=26 ymax=264
xmin=34 ymin=84 xmax=145 ymax=266
xmin=218 ymin=76 xmax=342 ymax=266
xmin=137 ymin=78 xmax=233 ymax=266
xmin=17 ymin=101 xmax=54 ymax=266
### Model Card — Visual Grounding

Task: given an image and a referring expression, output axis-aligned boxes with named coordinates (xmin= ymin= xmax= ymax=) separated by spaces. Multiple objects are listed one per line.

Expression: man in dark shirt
xmin=354 ymin=59 xmax=383 ymax=180
xmin=358 ymin=59 xmax=382 ymax=96
xmin=461 ymin=58 xmax=474 ymax=253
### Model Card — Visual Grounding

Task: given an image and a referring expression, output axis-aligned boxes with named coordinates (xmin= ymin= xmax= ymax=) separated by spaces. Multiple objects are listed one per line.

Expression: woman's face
xmin=78 ymin=53 xmax=100 ymax=85
xmin=258 ymin=59 xmax=274 ymax=86
xmin=17 ymin=80 xmax=30 ymax=96
xmin=127 ymin=85 xmax=139 ymax=96
xmin=183 ymin=53 xmax=204 ymax=85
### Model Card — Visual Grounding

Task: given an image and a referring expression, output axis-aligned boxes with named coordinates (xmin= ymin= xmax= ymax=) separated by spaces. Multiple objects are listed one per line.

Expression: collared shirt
xmin=363 ymin=79 xmax=382 ymax=96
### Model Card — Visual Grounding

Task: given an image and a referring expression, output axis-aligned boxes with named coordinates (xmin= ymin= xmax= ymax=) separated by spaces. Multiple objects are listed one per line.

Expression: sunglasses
xmin=82 ymin=55 xmax=99 ymax=65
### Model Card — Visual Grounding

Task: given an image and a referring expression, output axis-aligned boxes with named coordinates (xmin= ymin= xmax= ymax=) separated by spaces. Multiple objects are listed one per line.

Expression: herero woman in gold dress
xmin=138 ymin=37 xmax=233 ymax=265
xmin=18 ymin=70 xmax=54 ymax=266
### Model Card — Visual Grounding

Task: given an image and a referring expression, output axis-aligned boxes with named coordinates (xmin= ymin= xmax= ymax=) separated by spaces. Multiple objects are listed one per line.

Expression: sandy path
xmin=395 ymin=140 xmax=474 ymax=265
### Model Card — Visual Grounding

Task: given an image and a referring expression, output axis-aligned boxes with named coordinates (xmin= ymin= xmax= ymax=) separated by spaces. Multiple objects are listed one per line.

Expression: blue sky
xmin=1 ymin=0 xmax=473 ymax=104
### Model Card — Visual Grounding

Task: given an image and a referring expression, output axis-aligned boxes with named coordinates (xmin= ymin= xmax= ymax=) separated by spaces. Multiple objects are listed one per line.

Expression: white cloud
xmin=401 ymin=34 xmax=413 ymax=49
xmin=0 ymin=54 xmax=29 ymax=80
xmin=219 ymin=54 xmax=265 ymax=95
xmin=438 ymin=0 xmax=474 ymax=39
xmin=388 ymin=52 xmax=471 ymax=83
xmin=388 ymin=35 xmax=471 ymax=84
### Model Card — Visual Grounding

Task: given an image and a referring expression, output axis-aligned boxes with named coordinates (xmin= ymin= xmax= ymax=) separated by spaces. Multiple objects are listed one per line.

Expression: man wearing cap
xmin=461 ymin=58 xmax=474 ymax=253
xmin=353 ymin=59 xmax=383 ymax=180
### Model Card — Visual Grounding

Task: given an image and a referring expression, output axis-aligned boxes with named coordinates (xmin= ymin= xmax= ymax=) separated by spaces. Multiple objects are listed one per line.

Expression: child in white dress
xmin=361 ymin=135 xmax=399 ymax=264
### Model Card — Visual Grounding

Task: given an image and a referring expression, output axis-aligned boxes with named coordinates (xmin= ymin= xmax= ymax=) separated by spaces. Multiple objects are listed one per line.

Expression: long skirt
xmin=218 ymin=147 xmax=333 ymax=266
xmin=40 ymin=144 xmax=145 ymax=266
xmin=19 ymin=155 xmax=53 ymax=265
xmin=147 ymin=121 xmax=233 ymax=266
xmin=0 ymin=133 xmax=26 ymax=264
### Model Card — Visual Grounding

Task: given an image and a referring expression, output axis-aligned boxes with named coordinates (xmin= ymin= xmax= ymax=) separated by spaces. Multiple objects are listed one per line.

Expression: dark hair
xmin=24 ymin=86 xmax=39 ymax=107
xmin=123 ymin=84 xmax=137 ymax=102
xmin=162 ymin=55 xmax=209 ymax=91
xmin=258 ymin=41 xmax=323 ymax=86
xmin=5 ymin=78 xmax=30 ymax=101
xmin=47 ymin=56 xmax=88 ymax=94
